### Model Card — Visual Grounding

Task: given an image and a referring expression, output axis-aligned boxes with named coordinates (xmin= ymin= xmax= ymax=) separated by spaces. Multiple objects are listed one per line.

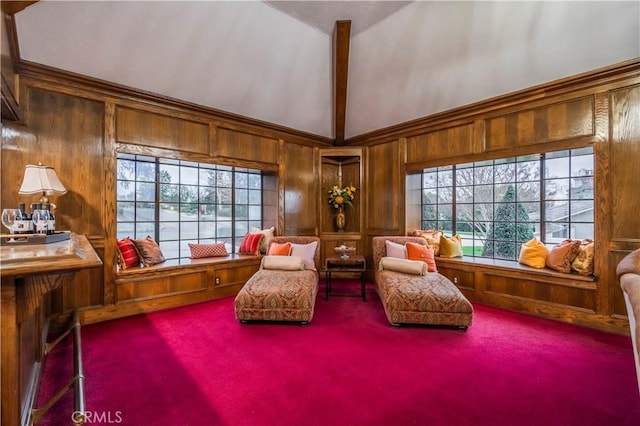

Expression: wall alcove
xmin=319 ymin=148 xmax=363 ymax=267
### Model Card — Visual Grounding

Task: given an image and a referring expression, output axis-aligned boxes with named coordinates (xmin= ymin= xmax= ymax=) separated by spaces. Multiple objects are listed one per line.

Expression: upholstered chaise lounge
xmin=372 ymin=236 xmax=473 ymax=329
xmin=234 ymin=236 xmax=320 ymax=325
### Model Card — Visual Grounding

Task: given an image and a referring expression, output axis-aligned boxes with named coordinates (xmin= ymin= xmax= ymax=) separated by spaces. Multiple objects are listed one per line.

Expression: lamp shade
xmin=18 ymin=164 xmax=67 ymax=195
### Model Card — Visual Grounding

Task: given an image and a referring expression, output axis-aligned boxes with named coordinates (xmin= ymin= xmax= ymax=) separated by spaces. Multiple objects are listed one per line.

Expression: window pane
xmin=474 ymin=165 xmax=493 ymax=184
xmin=474 ymin=185 xmax=493 ymax=203
xmin=159 ymin=222 xmax=179 ymax=240
xmin=160 ymin=184 xmax=179 ymax=202
xmin=180 ymin=222 xmax=198 ymax=240
xmin=571 ymin=177 xmax=593 ymax=199
xmin=136 ymin=161 xmax=156 ymax=181
xmin=456 ymin=186 xmax=473 ymax=203
xmin=423 ymin=171 xmax=437 ymax=188
xmin=117 ymin=202 xmax=134 ymax=222
xmin=117 ymin=159 xmax=136 ymax=180
xmin=117 ymin=181 xmax=135 ymax=201
xmin=136 ymin=182 xmax=155 ymax=201
xmin=517 ymin=160 xmax=540 ymax=181
xmin=495 ymin=163 xmax=515 ymax=183
xmin=422 ymin=205 xmax=437 ymax=221
xmin=181 ymin=166 xmax=199 ymax=185
xmin=136 ymin=202 xmax=155 ymax=221
xmin=135 ymin=223 xmax=155 ymax=239
xmin=423 ymin=188 xmax=437 ymax=204
xmin=545 ymin=178 xmax=569 ymax=200
xmin=545 ymin=156 xmax=569 ymax=178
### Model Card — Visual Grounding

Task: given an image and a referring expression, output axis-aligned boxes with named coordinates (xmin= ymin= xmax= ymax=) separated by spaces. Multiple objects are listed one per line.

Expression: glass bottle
xmin=15 ymin=203 xmax=30 ymax=234
xmin=31 ymin=203 xmax=49 ymax=235
xmin=43 ymin=203 xmax=55 ymax=235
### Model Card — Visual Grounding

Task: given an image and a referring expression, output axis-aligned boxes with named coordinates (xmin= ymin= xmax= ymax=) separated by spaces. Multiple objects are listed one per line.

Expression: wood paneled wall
xmin=1 ymin=64 xmax=329 ymax=321
xmin=355 ymin=60 xmax=640 ymax=334
xmin=2 ymin=59 xmax=639 ymax=334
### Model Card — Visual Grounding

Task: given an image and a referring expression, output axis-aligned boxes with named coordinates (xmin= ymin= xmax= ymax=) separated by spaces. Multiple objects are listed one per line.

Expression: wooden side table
xmin=325 ymin=255 xmax=366 ymax=301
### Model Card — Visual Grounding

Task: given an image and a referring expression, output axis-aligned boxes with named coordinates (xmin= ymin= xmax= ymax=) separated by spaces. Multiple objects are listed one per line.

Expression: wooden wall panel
xmin=2 ymin=87 xmax=105 ymax=237
xmin=215 ymin=126 xmax=278 ymax=164
xmin=116 ymin=106 xmax=210 ymax=155
xmin=367 ymin=140 xmax=401 ymax=233
xmin=482 ymin=273 xmax=596 ymax=311
xmin=610 ymin=85 xmax=640 ymax=241
xmin=281 ymin=143 xmax=317 ymax=235
xmin=406 ymin=123 xmax=474 ymax=163
xmin=485 ymin=96 xmax=594 ymax=152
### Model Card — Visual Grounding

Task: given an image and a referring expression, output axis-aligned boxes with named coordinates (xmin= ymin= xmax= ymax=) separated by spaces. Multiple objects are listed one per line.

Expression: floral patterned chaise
xmin=234 ymin=236 xmax=320 ymax=325
xmin=372 ymin=236 xmax=473 ymax=329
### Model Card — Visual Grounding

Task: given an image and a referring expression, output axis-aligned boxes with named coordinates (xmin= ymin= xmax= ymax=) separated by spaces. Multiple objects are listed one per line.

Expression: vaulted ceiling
xmin=11 ymin=1 xmax=640 ymax=140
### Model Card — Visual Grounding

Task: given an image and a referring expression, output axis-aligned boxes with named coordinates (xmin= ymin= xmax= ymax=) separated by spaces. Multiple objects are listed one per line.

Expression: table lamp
xmin=18 ymin=163 xmax=67 ymax=208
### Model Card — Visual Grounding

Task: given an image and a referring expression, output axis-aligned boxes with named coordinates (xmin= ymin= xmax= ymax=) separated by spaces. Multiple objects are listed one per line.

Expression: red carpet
xmin=37 ymin=280 xmax=640 ymax=425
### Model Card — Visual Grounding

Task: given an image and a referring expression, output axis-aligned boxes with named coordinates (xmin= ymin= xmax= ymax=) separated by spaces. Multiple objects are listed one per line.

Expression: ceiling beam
xmin=1 ymin=1 xmax=38 ymax=15
xmin=333 ymin=20 xmax=351 ymax=145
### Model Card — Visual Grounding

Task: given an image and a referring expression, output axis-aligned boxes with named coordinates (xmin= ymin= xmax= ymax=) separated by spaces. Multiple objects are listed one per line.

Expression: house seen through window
xmin=116 ymin=154 xmax=263 ymax=260
xmin=420 ymin=147 xmax=594 ymax=261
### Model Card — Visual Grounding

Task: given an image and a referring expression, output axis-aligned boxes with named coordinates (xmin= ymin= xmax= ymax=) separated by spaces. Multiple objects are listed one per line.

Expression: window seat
xmin=117 ymin=254 xmax=261 ymax=276
xmin=113 ymin=254 xmax=262 ymax=307
xmin=435 ymin=256 xmax=596 ymax=290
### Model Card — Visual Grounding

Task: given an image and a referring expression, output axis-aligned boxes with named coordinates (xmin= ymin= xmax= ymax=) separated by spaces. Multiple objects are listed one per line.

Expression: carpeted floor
xmin=36 ymin=280 xmax=640 ymax=425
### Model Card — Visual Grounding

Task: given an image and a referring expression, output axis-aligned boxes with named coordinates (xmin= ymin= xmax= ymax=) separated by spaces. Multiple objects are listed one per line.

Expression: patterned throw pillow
xmin=546 ymin=239 xmax=581 ymax=273
xmin=571 ymin=239 xmax=595 ymax=275
xmin=116 ymin=237 xmax=140 ymax=269
xmin=268 ymin=242 xmax=292 ymax=256
xmin=414 ymin=230 xmax=444 ymax=255
xmin=188 ymin=242 xmax=229 ymax=259
xmin=238 ymin=233 xmax=264 ymax=255
xmin=406 ymin=242 xmax=437 ymax=272
xmin=132 ymin=236 xmax=166 ymax=267
xmin=439 ymin=234 xmax=464 ymax=258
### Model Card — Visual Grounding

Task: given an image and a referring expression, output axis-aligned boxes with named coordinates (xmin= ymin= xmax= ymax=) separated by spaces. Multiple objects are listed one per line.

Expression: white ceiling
xmin=14 ymin=1 xmax=640 ymax=140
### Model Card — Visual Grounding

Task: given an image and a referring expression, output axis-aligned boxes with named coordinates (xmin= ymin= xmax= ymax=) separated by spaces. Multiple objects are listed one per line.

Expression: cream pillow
xmin=290 ymin=241 xmax=318 ymax=270
xmin=378 ymin=257 xmax=427 ymax=276
xmin=251 ymin=226 xmax=275 ymax=254
xmin=385 ymin=240 xmax=407 ymax=259
xmin=261 ymin=255 xmax=304 ymax=271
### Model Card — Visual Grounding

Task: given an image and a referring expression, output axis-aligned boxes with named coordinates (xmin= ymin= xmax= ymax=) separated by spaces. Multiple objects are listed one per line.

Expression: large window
xmin=421 ymin=147 xmax=594 ymax=261
xmin=117 ymin=154 xmax=263 ymax=260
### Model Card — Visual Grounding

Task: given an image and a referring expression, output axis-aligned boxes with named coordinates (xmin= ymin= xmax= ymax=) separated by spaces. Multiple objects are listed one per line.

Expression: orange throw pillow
xmin=406 ymin=242 xmax=437 ymax=272
xmin=546 ymin=239 xmax=581 ymax=273
xmin=268 ymin=242 xmax=292 ymax=256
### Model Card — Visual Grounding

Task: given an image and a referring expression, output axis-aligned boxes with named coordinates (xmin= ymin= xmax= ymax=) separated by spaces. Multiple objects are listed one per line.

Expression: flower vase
xmin=335 ymin=207 xmax=346 ymax=231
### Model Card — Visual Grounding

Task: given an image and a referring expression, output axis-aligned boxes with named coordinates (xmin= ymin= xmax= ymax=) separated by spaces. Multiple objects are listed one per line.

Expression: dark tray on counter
xmin=0 ymin=231 xmax=71 ymax=245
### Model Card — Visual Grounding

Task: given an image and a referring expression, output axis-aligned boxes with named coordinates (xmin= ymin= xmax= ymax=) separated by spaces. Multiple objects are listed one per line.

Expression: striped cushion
xmin=238 ymin=233 xmax=264 ymax=255
xmin=188 ymin=242 xmax=229 ymax=258
xmin=116 ymin=237 xmax=140 ymax=269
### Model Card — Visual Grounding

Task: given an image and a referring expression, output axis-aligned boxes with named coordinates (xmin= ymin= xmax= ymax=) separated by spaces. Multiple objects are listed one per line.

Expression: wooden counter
xmin=1 ymin=233 xmax=102 ymax=426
